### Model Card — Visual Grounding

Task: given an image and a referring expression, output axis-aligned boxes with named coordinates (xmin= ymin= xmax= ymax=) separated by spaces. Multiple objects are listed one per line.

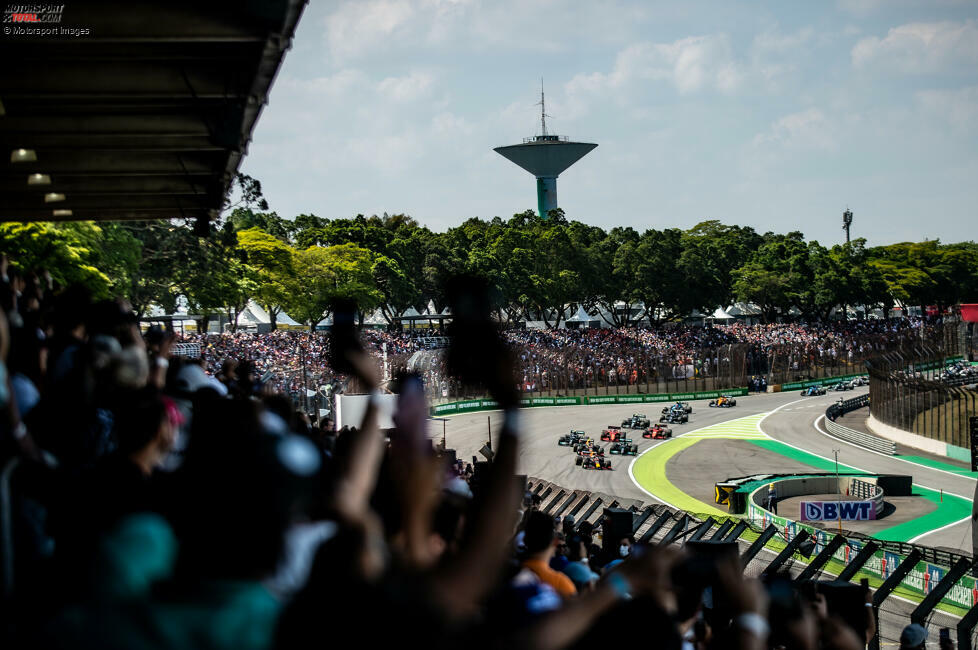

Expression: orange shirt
xmin=523 ymin=558 xmax=577 ymax=598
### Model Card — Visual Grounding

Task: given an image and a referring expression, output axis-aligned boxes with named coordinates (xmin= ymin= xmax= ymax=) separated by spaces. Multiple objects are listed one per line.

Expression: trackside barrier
xmin=826 ymin=393 xmax=897 ymax=454
xmin=870 ymin=550 xmax=922 ymax=650
xmin=796 ymin=535 xmax=846 ymax=582
xmin=429 ymin=388 xmax=748 ymax=416
xmin=912 ymin=558 xmax=973 ymax=625
xmin=528 ymin=476 xmax=978 ymax=643
xmin=825 ymin=417 xmax=897 ymax=454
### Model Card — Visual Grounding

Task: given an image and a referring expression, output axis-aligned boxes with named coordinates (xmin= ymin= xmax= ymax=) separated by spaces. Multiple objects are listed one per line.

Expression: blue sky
xmin=241 ymin=0 xmax=978 ymax=246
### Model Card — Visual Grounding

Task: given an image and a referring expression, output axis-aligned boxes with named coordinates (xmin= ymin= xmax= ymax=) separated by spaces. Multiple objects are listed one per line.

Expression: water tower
xmin=494 ymin=83 xmax=597 ymax=218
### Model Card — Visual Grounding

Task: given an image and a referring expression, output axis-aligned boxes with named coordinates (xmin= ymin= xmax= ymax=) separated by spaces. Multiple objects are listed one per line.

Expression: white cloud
xmin=377 ymin=71 xmax=435 ymax=101
xmin=753 ymin=108 xmax=837 ymax=151
xmin=852 ymin=20 xmax=978 ymax=73
xmin=325 ymin=0 xmax=415 ymax=62
xmin=566 ymin=34 xmax=743 ymax=98
xmin=284 ymin=69 xmax=366 ymax=97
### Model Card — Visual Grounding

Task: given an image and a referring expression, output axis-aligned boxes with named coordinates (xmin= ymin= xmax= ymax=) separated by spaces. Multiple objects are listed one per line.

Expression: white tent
xmin=710 ymin=308 xmax=735 ymax=321
xmin=566 ymin=305 xmax=595 ymax=322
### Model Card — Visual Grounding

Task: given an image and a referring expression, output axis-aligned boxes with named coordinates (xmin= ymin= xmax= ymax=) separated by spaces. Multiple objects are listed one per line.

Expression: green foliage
xmin=4 ymin=206 xmax=975 ymax=328
xmin=0 ymin=222 xmax=112 ymax=297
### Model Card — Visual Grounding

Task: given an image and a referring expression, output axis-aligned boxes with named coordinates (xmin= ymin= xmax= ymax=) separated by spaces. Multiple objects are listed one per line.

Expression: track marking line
xmin=813 ymin=414 xmax=977 ymax=483
xmin=760 ymin=414 xmax=971 ymax=501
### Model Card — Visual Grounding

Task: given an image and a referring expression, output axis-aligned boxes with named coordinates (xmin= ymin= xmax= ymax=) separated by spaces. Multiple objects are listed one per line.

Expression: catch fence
xmin=867 ymin=343 xmax=977 ymax=450
xmin=524 ymin=476 xmax=978 ymax=649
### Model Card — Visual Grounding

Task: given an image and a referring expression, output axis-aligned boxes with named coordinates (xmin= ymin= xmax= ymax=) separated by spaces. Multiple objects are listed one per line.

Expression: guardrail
xmin=825 ymin=395 xmax=897 ymax=455
xmin=430 ymin=387 xmax=748 ymax=416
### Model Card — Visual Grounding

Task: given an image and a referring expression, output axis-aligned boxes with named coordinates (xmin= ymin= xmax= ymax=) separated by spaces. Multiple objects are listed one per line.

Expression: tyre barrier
xmin=824 ymin=394 xmax=897 ymax=455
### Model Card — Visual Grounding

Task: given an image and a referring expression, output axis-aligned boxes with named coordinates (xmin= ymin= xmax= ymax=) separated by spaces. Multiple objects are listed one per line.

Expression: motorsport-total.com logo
xmin=3 ymin=3 xmax=64 ymax=23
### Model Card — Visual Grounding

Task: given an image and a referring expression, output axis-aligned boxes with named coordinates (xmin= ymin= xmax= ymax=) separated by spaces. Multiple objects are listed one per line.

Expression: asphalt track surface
xmin=437 ymin=390 xmax=976 ymax=552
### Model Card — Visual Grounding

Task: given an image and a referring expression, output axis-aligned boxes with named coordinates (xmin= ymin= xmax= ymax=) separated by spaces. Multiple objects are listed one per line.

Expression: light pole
xmin=833 ymin=448 xmax=841 ymax=496
xmin=833 ymin=448 xmax=843 ymax=532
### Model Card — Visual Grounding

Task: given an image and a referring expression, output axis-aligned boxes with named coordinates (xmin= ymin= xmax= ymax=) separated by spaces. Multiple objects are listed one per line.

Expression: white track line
xmin=627 ymin=408 xmax=775 ymax=508
xmin=813 ymin=414 xmax=977 ymax=483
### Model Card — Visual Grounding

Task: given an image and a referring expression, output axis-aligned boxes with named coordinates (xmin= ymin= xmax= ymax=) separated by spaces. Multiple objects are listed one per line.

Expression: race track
xmin=436 ymin=390 xmax=976 ymax=552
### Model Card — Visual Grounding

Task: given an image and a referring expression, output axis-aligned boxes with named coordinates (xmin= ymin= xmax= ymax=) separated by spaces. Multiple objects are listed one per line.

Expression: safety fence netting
xmin=527 ymin=476 xmax=978 ymax=649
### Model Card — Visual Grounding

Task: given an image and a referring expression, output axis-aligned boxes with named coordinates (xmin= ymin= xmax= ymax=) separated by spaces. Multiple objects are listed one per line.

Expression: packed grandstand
xmin=176 ymin=316 xmax=941 ymax=405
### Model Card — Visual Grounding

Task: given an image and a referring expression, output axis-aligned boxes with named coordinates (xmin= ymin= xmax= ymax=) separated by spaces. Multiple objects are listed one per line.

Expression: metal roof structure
xmin=0 ymin=1 xmax=307 ymax=225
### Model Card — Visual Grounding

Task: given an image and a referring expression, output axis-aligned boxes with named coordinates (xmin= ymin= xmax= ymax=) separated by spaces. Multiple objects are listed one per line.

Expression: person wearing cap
xmin=767 ymin=482 xmax=778 ymax=514
xmin=899 ymin=622 xmax=928 ymax=649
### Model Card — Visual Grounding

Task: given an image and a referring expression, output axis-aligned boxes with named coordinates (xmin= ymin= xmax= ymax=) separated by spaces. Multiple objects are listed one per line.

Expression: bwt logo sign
xmin=800 ymin=501 xmax=875 ymax=521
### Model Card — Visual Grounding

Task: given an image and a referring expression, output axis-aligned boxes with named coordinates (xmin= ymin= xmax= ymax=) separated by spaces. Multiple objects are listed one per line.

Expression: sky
xmin=240 ymin=0 xmax=978 ymax=246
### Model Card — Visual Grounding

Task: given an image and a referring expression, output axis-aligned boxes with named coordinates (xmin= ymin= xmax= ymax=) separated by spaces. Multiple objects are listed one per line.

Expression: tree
xmin=680 ymin=221 xmax=763 ymax=313
xmin=0 ymin=221 xmax=113 ymax=297
xmin=286 ymin=243 xmax=381 ymax=331
xmin=237 ymin=227 xmax=296 ymax=329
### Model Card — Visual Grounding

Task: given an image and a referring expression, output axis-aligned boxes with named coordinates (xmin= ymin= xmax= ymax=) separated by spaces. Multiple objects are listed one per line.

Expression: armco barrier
xmin=782 ymin=373 xmax=866 ymax=391
xmin=430 ymin=388 xmax=748 ymax=416
xmin=825 ymin=415 xmax=897 ymax=455
xmin=824 ymin=394 xmax=897 ymax=455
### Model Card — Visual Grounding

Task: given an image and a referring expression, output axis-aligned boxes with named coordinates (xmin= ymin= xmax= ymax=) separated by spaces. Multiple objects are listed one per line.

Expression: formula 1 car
xmin=610 ymin=441 xmax=639 ymax=455
xmin=558 ymin=430 xmax=587 ymax=446
xmin=850 ymin=376 xmax=869 ymax=387
xmin=661 ymin=402 xmax=692 ymax=415
xmin=579 ymin=455 xmax=613 ymax=470
xmin=709 ymin=395 xmax=737 ymax=408
xmin=601 ymin=425 xmax=625 ymax=441
xmin=573 ymin=441 xmax=604 ymax=456
xmin=643 ymin=424 xmax=672 ymax=439
xmin=660 ymin=410 xmax=689 ymax=424
xmin=621 ymin=413 xmax=651 ymax=429
xmin=832 ymin=381 xmax=853 ymax=392
xmin=800 ymin=385 xmax=826 ymax=396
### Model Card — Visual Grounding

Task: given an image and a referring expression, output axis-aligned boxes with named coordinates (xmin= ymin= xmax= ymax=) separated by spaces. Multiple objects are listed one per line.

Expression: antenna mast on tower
xmin=842 ymin=207 xmax=853 ymax=244
xmin=536 ymin=78 xmax=550 ymax=136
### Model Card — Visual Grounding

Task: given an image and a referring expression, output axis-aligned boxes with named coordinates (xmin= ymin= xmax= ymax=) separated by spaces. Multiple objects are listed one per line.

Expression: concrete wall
xmin=751 ymin=475 xmax=884 ymax=516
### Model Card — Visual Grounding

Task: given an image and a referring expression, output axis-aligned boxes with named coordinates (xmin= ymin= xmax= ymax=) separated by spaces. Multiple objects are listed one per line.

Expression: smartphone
xmin=328 ymin=298 xmax=362 ymax=375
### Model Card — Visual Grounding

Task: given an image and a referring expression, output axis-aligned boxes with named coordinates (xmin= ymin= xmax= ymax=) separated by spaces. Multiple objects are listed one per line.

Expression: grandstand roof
xmin=0 ymin=1 xmax=307 ymax=225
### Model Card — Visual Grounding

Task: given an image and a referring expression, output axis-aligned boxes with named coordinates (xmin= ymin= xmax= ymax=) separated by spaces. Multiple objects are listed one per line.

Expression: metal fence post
xmin=837 ymin=541 xmax=879 ymax=582
xmin=910 ymin=558 xmax=972 ymax=625
xmin=795 ymin=535 xmax=846 ymax=582
xmin=761 ymin=530 xmax=811 ymax=578
xmin=956 ymin=600 xmax=978 ymax=650
xmin=741 ymin=525 xmax=779 ymax=568
xmin=869 ymin=549 xmax=922 ymax=650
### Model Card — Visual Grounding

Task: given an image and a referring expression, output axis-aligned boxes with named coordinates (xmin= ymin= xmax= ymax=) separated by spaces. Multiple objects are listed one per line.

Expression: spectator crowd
xmin=0 ymin=254 xmax=954 ymax=649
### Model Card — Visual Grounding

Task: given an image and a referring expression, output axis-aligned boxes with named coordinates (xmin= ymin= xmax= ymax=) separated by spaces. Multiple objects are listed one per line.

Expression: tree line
xmin=2 ymin=204 xmax=976 ymax=331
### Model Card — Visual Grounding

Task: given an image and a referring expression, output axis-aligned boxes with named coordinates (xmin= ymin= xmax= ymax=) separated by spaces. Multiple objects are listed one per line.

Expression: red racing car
xmin=600 ymin=425 xmax=624 ymax=442
xmin=643 ymin=424 xmax=672 ymax=439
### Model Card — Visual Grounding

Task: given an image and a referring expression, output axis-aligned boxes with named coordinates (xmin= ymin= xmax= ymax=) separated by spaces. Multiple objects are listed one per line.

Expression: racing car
xmin=578 ymin=454 xmax=613 ymax=470
xmin=660 ymin=410 xmax=689 ymax=424
xmin=621 ymin=413 xmax=651 ymax=429
xmin=661 ymin=402 xmax=692 ymax=415
xmin=708 ymin=395 xmax=737 ymax=408
xmin=850 ymin=376 xmax=869 ymax=387
xmin=832 ymin=381 xmax=853 ymax=392
xmin=573 ymin=441 xmax=604 ymax=456
xmin=643 ymin=424 xmax=672 ymax=439
xmin=610 ymin=441 xmax=639 ymax=455
xmin=800 ymin=385 xmax=826 ymax=396
xmin=558 ymin=430 xmax=587 ymax=446
xmin=601 ymin=425 xmax=625 ymax=441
